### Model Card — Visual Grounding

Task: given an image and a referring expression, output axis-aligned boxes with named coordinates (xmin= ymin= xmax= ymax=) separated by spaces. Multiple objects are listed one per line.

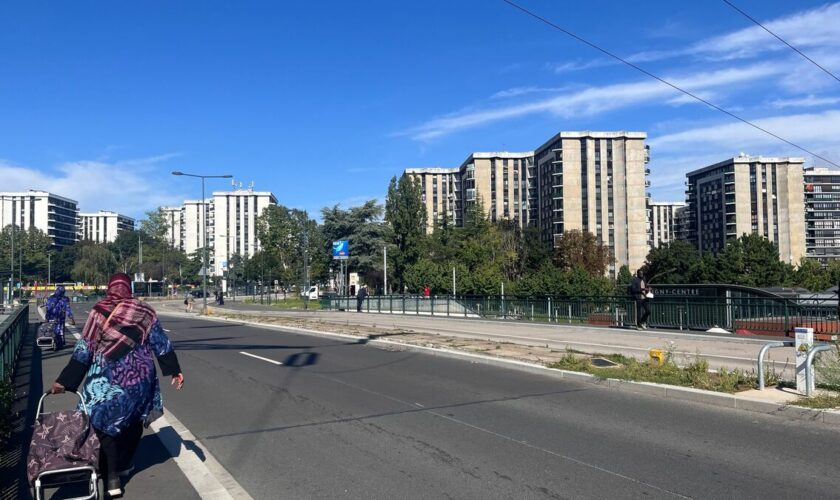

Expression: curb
xmin=157 ymin=308 xmax=840 ymax=426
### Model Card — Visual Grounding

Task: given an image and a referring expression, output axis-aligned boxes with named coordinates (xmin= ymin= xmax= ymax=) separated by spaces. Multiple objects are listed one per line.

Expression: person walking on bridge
xmin=630 ymin=269 xmax=651 ymax=330
xmin=44 ymin=285 xmax=75 ymax=349
xmin=52 ymin=273 xmax=185 ymax=498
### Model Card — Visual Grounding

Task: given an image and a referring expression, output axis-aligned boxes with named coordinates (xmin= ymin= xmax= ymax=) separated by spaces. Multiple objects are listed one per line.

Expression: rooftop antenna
xmin=231 ymin=178 xmax=237 ymax=188
xmin=248 ymin=181 xmax=255 ymax=192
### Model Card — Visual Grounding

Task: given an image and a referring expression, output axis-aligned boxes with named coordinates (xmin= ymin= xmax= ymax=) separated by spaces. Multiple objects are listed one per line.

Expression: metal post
xmin=452 ymin=267 xmax=456 ymax=297
xmin=756 ymin=340 xmax=793 ymax=390
xmin=805 ymin=343 xmax=832 ymax=396
xmin=383 ymin=245 xmax=387 ymax=295
xmin=201 ymin=177 xmax=208 ymax=314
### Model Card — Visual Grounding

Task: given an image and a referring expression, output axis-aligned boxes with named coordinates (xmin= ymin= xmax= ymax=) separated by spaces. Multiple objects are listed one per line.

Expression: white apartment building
xmin=79 ymin=211 xmax=135 ymax=243
xmin=0 ymin=190 xmax=79 ymax=247
xmin=163 ymin=186 xmax=277 ymax=278
xmin=162 ymin=206 xmax=184 ymax=251
xmin=212 ymin=189 xmax=277 ymax=277
xmin=648 ymin=201 xmax=686 ymax=249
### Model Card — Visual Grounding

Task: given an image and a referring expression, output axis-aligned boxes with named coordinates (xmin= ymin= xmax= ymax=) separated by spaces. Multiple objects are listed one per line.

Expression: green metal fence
xmin=323 ymin=295 xmax=840 ymax=338
xmin=1 ymin=305 xmax=29 ymax=377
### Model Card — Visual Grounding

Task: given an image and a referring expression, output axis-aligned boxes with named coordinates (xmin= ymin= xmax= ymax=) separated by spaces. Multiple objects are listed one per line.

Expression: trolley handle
xmin=36 ymin=390 xmax=89 ymax=421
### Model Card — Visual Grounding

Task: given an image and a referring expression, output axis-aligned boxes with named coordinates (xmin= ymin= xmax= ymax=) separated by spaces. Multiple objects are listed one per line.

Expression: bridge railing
xmin=321 ymin=295 xmax=840 ymax=338
xmin=1 ymin=305 xmax=29 ymax=377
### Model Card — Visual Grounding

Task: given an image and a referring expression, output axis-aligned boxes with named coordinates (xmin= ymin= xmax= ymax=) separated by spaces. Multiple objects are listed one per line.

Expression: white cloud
xmin=649 ymin=110 xmax=840 ymax=156
xmin=490 ymin=86 xmax=572 ymax=99
xmin=400 ymin=63 xmax=783 ymax=141
xmin=690 ymin=2 xmax=840 ymax=61
xmin=545 ymin=59 xmax=615 ymax=73
xmin=645 ymin=110 xmax=840 ymax=200
xmin=770 ymin=94 xmax=840 ymax=108
xmin=0 ymin=154 xmax=187 ymax=220
xmin=626 ymin=3 xmax=840 ymax=65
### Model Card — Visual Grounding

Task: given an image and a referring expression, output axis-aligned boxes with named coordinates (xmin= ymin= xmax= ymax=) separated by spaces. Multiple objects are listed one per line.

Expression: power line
xmin=721 ymin=0 xmax=840 ymax=85
xmin=501 ymin=0 xmax=840 ymax=169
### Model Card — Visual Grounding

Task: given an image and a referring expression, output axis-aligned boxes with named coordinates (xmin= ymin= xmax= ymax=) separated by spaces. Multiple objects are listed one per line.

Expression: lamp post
xmin=172 ymin=171 xmax=232 ymax=314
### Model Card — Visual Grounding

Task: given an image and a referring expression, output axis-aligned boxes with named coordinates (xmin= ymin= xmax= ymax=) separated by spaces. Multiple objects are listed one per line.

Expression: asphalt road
xmin=147 ymin=310 xmax=840 ymax=499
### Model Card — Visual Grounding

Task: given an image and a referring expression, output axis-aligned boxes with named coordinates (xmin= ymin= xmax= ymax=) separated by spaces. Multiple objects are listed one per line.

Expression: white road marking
xmin=150 ymin=412 xmax=253 ymax=499
xmin=414 ymin=402 xmax=425 ymax=407
xmin=239 ymin=351 xmax=283 ymax=365
xmin=164 ymin=328 xmax=171 ymax=332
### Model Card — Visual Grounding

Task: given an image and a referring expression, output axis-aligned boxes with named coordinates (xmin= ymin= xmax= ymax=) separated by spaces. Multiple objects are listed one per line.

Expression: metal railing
xmin=322 ymin=295 xmax=840 ymax=337
xmin=1 ymin=305 xmax=29 ymax=377
xmin=756 ymin=340 xmax=794 ymax=390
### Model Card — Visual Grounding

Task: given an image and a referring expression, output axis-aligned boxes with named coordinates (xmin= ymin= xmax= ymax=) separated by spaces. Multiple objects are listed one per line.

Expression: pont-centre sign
xmin=332 ymin=240 xmax=349 ymax=260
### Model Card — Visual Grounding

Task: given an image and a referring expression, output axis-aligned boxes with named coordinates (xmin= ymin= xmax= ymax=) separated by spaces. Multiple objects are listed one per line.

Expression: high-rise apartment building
xmin=408 ymin=152 xmax=534 ymax=232
xmin=212 ymin=189 xmax=277 ymax=277
xmin=648 ymin=201 xmax=686 ymax=248
xmin=684 ymin=155 xmax=805 ymax=264
xmin=532 ymin=131 xmax=650 ymax=275
xmin=161 ymin=206 xmax=184 ymax=251
xmin=161 ymin=186 xmax=277 ymax=278
xmin=459 ymin=152 xmax=533 ymax=226
xmin=404 ymin=131 xmax=650 ymax=275
xmin=804 ymin=167 xmax=840 ymax=262
xmin=79 ymin=211 xmax=135 ymax=243
xmin=0 ymin=190 xmax=79 ymax=247
xmin=182 ymin=200 xmax=213 ymax=257
xmin=406 ymin=167 xmax=460 ymax=232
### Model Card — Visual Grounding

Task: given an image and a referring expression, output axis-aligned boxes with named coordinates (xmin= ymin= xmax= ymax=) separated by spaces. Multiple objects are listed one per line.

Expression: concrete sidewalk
xmin=160 ymin=298 xmax=801 ymax=379
xmin=1 ymin=306 xmax=200 ymax=500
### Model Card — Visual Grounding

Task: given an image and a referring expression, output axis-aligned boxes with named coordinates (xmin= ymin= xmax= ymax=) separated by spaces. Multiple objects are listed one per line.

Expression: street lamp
xmin=171 ymin=171 xmax=233 ymax=314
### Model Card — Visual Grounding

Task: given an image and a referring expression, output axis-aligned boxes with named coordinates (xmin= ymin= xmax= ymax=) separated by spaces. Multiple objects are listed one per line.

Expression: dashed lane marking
xmin=239 ymin=351 xmax=283 ymax=365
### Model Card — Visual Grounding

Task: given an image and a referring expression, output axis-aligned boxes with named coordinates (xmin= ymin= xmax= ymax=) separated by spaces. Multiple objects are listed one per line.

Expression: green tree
xmin=645 ymin=240 xmax=700 ymax=284
xmin=139 ymin=208 xmax=171 ymax=242
xmin=385 ymin=173 xmax=427 ymax=293
xmin=321 ymin=201 xmax=387 ymax=287
xmin=256 ymin=204 xmax=316 ymax=288
xmin=72 ymin=242 xmax=117 ymax=284
xmin=615 ymin=264 xmax=633 ymax=295
xmin=553 ymin=230 xmax=611 ymax=276
xmin=794 ymin=258 xmax=833 ymax=292
xmin=716 ymin=234 xmax=792 ymax=287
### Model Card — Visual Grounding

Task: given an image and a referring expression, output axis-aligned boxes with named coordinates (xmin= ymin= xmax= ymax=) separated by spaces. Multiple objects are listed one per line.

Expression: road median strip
xmin=158 ymin=306 xmax=840 ymax=426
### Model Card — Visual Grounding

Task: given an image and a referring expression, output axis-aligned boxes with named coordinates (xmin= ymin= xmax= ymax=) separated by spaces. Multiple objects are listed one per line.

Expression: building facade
xmin=684 ymin=155 xmax=806 ymax=264
xmin=211 ymin=189 xmax=277 ymax=277
xmin=804 ymin=167 xmax=840 ymax=262
xmin=79 ymin=211 xmax=135 ymax=243
xmin=406 ymin=167 xmax=460 ymax=232
xmin=161 ymin=187 xmax=277 ymax=278
xmin=532 ymin=131 xmax=650 ymax=276
xmin=162 ymin=206 xmax=184 ymax=251
xmin=648 ymin=201 xmax=686 ymax=249
xmin=404 ymin=131 xmax=650 ymax=275
xmin=0 ymin=190 xmax=79 ymax=248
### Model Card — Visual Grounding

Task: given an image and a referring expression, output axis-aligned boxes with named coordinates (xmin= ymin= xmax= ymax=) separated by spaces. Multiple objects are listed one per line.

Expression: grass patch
xmin=245 ymin=297 xmax=321 ymax=310
xmin=795 ymin=393 xmax=840 ymax=409
xmin=547 ymin=352 xmax=757 ymax=393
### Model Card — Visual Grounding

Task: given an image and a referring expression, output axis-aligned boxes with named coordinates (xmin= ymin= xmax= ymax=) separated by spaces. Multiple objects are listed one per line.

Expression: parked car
xmin=300 ymin=285 xmax=319 ymax=300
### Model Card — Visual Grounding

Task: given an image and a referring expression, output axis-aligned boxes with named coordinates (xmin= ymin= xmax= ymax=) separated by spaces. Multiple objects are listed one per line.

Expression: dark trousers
xmin=95 ymin=420 xmax=144 ymax=480
xmin=635 ymin=299 xmax=651 ymax=326
xmin=356 ymin=299 xmax=363 ymax=312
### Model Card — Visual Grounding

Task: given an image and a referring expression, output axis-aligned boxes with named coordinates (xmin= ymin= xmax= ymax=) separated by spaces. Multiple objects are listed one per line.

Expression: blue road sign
xmin=332 ymin=240 xmax=349 ymax=259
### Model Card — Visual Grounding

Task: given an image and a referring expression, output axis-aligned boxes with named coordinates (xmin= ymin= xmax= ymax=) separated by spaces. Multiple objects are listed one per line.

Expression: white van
xmin=301 ymin=285 xmax=319 ymax=300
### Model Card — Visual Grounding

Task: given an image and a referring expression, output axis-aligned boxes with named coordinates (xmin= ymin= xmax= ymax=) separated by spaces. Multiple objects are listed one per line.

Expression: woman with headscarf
xmin=52 ymin=273 xmax=185 ymax=498
xmin=44 ymin=285 xmax=75 ymax=349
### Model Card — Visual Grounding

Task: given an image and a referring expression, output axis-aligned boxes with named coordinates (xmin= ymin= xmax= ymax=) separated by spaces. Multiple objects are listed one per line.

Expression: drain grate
xmin=590 ymin=357 xmax=620 ymax=368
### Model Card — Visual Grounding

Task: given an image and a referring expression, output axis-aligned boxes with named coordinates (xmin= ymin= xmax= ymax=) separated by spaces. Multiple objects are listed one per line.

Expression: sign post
xmin=794 ymin=327 xmax=814 ymax=393
xmin=332 ymin=240 xmax=349 ymax=296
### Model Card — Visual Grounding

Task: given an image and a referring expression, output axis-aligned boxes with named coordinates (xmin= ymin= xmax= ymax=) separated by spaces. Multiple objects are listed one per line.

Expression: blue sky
xmin=1 ymin=0 xmax=839 ymax=220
